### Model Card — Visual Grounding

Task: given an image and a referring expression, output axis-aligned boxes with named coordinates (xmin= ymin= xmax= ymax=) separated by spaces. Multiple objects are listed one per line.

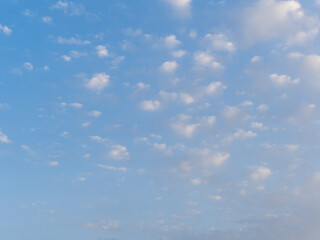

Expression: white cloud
xmin=181 ymin=149 xmax=230 ymax=175
xmin=205 ymin=82 xmax=226 ymax=95
xmin=140 ymin=100 xmax=161 ymax=111
xmin=82 ymin=122 xmax=90 ymax=127
xmin=84 ymin=220 xmax=120 ymax=231
xmin=163 ymin=0 xmax=192 ymax=17
xmin=164 ymin=35 xmax=181 ymax=48
xmin=61 ymin=55 xmax=71 ymax=62
xmin=287 ymin=28 xmax=319 ymax=46
xmin=0 ymin=103 xmax=9 ymax=109
xmin=179 ymin=93 xmax=195 ymax=104
xmin=0 ymin=24 xmax=12 ymax=35
xmin=190 ymin=178 xmax=202 ymax=185
xmin=198 ymin=150 xmax=230 ymax=167
xmin=240 ymin=0 xmax=314 ymax=45
xmin=204 ymin=33 xmax=236 ymax=52
xmin=251 ymin=56 xmax=262 ymax=63
xmin=48 ymin=161 xmax=59 ymax=167
xmin=208 ymin=195 xmax=222 ymax=201
xmin=61 ymin=102 xmax=83 ymax=108
xmin=51 ymin=0 xmax=69 ymax=9
xmin=160 ymin=60 xmax=178 ymax=73
xmin=270 ymin=73 xmax=300 ymax=87
xmin=96 ymin=45 xmax=109 ymax=58
xmin=153 ymin=143 xmax=167 ymax=151
xmin=109 ymin=144 xmax=130 ymax=160
xmin=96 ymin=164 xmax=127 ymax=172
xmin=90 ymin=136 xmax=107 ymax=143
xmin=21 ymin=145 xmax=35 ymax=156
xmin=0 ymin=131 xmax=11 ymax=143
xmin=42 ymin=16 xmax=53 ymax=24
xmin=222 ymin=106 xmax=246 ymax=120
xmin=86 ymin=73 xmax=110 ymax=92
xmin=88 ymin=110 xmax=102 ymax=117
xmin=257 ymin=104 xmax=269 ymax=112
xmin=57 ymin=36 xmax=90 ymax=45
xmin=51 ymin=0 xmax=85 ymax=16
xmin=171 ymin=50 xmax=186 ymax=58
xmin=194 ymin=51 xmax=223 ymax=70
xmin=251 ymin=166 xmax=272 ymax=181
xmin=171 ymin=114 xmax=215 ymax=138
xmin=23 ymin=62 xmax=34 ymax=70
xmin=69 ymin=50 xmax=87 ymax=58
xmin=234 ymin=129 xmax=257 ymax=139
xmin=136 ymin=82 xmax=150 ymax=90
xmin=287 ymin=53 xmax=320 ymax=88
xmin=251 ymin=122 xmax=265 ymax=129
xmin=172 ymin=115 xmax=200 ymax=138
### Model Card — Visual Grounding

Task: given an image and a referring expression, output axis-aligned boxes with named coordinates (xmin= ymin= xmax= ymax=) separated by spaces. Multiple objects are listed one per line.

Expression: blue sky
xmin=1 ymin=0 xmax=320 ymax=239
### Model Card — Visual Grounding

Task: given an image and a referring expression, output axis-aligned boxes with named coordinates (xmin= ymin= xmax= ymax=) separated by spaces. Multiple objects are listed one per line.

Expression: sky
xmin=1 ymin=0 xmax=320 ymax=239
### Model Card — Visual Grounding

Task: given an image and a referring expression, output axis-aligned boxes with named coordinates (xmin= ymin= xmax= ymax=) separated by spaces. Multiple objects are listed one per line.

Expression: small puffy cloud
xmin=234 ymin=129 xmax=257 ymax=139
xmin=257 ymin=104 xmax=269 ymax=112
xmin=208 ymin=195 xmax=222 ymax=201
xmin=60 ymin=131 xmax=70 ymax=137
xmin=0 ymin=131 xmax=11 ymax=143
xmin=96 ymin=164 xmax=127 ymax=172
xmin=0 ymin=24 xmax=12 ymax=35
xmin=251 ymin=166 xmax=272 ymax=181
xmin=164 ymin=35 xmax=181 ymax=48
xmin=23 ymin=62 xmax=34 ymax=70
xmin=96 ymin=45 xmax=109 ymax=58
xmin=0 ymin=103 xmax=9 ymax=109
xmin=61 ymin=102 xmax=83 ymax=108
xmin=194 ymin=51 xmax=223 ymax=70
xmin=140 ymin=100 xmax=161 ymax=111
xmin=109 ymin=144 xmax=130 ymax=160
xmin=69 ymin=50 xmax=87 ymax=58
xmin=190 ymin=178 xmax=202 ymax=185
xmin=171 ymin=114 xmax=215 ymax=138
xmin=222 ymin=106 xmax=248 ymax=121
xmin=171 ymin=50 xmax=186 ymax=58
xmin=88 ymin=110 xmax=102 ymax=117
xmin=251 ymin=122 xmax=265 ymax=130
xmin=181 ymin=149 xmax=230 ymax=175
xmin=48 ymin=161 xmax=59 ymax=167
xmin=204 ymin=33 xmax=236 ymax=52
xmin=163 ymin=0 xmax=192 ymax=17
xmin=205 ymin=82 xmax=226 ymax=95
xmin=42 ymin=16 xmax=53 ymax=24
xmin=82 ymin=122 xmax=90 ymax=127
xmin=270 ymin=73 xmax=300 ymax=87
xmin=57 ymin=36 xmax=90 ymax=45
xmin=179 ymin=93 xmax=195 ymax=104
xmin=51 ymin=0 xmax=85 ymax=16
xmin=136 ymin=82 xmax=150 ymax=90
xmin=61 ymin=55 xmax=71 ymax=62
xmin=197 ymin=150 xmax=230 ymax=167
xmin=153 ymin=143 xmax=167 ymax=151
xmin=160 ymin=60 xmax=178 ymax=73
xmin=90 ymin=136 xmax=107 ymax=143
xmin=172 ymin=115 xmax=199 ymax=138
xmin=86 ymin=73 xmax=110 ymax=92
xmin=51 ymin=0 xmax=69 ymax=9
xmin=251 ymin=56 xmax=262 ymax=63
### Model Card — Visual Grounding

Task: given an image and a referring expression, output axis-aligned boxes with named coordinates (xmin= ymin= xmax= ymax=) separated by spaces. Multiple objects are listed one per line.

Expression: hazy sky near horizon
xmin=1 ymin=0 xmax=320 ymax=239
